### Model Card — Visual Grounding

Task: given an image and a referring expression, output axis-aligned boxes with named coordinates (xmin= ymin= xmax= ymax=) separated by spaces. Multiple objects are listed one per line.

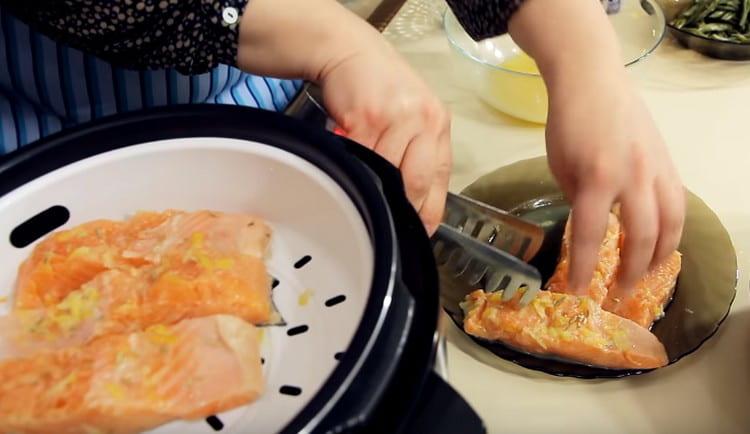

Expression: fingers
xmin=371 ymin=115 xmax=422 ymax=169
xmin=344 ymin=122 xmax=382 ymax=151
xmin=399 ymin=130 xmax=439 ymax=212
xmin=568 ymin=187 xmax=616 ymax=294
xmin=417 ymin=126 xmax=452 ymax=234
xmin=392 ymin=98 xmax=450 ymax=218
xmin=327 ymin=75 xmax=451 ymax=235
xmin=651 ymin=176 xmax=686 ymax=266
xmin=617 ymin=187 xmax=659 ymax=292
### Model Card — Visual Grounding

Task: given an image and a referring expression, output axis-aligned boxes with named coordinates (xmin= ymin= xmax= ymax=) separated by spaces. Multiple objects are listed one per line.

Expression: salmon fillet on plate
xmin=461 ymin=289 xmax=669 ymax=370
xmin=461 ymin=208 xmax=680 ymax=369
xmin=544 ymin=212 xmax=622 ymax=304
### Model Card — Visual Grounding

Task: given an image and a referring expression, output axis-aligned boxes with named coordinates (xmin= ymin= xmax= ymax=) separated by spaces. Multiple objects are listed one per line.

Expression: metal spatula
xmin=443 ymin=193 xmax=543 ymax=262
xmin=432 ymin=193 xmax=544 ymax=305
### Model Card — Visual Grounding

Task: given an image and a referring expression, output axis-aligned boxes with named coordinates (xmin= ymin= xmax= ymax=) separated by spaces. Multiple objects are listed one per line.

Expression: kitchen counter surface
xmin=383 ymin=1 xmax=750 ymax=433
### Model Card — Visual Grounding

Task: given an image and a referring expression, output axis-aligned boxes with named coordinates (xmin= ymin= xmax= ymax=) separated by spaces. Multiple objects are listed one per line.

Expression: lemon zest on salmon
xmin=55 ymin=230 xmax=75 ymax=242
xmin=215 ymin=257 xmax=234 ymax=270
xmin=69 ymin=246 xmax=92 ymax=258
xmin=651 ymin=304 xmax=664 ymax=317
xmin=579 ymin=327 xmax=607 ymax=348
xmin=101 ymin=250 xmax=117 ymax=268
xmin=47 ymin=372 xmax=77 ymax=397
xmin=42 ymin=250 xmax=54 ymax=265
xmin=27 ymin=285 xmax=100 ymax=339
xmin=191 ymin=232 xmax=206 ymax=247
xmin=196 ymin=254 xmax=213 ymax=269
xmin=53 ymin=285 xmax=99 ymax=326
xmin=527 ymin=328 xmax=548 ymax=349
xmin=532 ymin=298 xmax=546 ymax=319
xmin=56 ymin=228 xmax=89 ymax=242
xmin=114 ymin=300 xmax=138 ymax=317
xmin=612 ymin=330 xmax=631 ymax=350
xmin=187 ymin=231 xmax=235 ymax=271
xmin=105 ymin=382 xmax=126 ymax=400
xmin=146 ymin=388 xmax=162 ymax=403
xmin=482 ymin=306 xmax=500 ymax=324
xmin=145 ymin=324 xmax=178 ymax=345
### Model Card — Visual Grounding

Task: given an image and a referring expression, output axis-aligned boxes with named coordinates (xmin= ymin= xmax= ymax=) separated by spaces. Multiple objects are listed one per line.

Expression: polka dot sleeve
xmin=445 ymin=0 xmax=526 ymax=41
xmin=2 ymin=0 xmax=248 ymax=75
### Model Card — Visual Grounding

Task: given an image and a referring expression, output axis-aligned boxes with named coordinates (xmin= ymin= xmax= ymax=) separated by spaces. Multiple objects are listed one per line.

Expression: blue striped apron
xmin=0 ymin=7 xmax=304 ymax=155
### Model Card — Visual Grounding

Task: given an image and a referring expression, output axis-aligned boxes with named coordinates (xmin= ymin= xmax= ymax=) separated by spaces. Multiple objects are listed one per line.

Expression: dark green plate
xmin=439 ymin=157 xmax=738 ymax=379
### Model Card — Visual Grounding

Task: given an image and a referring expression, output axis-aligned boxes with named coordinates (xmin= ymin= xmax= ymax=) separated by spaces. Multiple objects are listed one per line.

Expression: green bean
xmin=671 ymin=0 xmax=750 ymax=43
xmin=701 ymin=22 xmax=736 ymax=31
xmin=740 ymin=0 xmax=750 ymax=30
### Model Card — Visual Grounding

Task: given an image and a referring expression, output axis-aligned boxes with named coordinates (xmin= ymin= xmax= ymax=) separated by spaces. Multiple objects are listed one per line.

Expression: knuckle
xmin=421 ymin=203 xmax=444 ymax=229
xmin=437 ymin=152 xmax=453 ymax=178
xmin=364 ymin=106 xmax=386 ymax=126
xmin=421 ymin=98 xmax=449 ymax=126
xmin=675 ymin=183 xmax=687 ymax=203
xmin=393 ymin=95 xmax=416 ymax=114
xmin=420 ymin=100 xmax=438 ymax=122
xmin=405 ymin=171 xmax=431 ymax=198
xmin=665 ymin=212 xmax=684 ymax=233
xmin=630 ymin=147 xmax=653 ymax=185
xmin=424 ymin=213 xmax=442 ymax=233
xmin=339 ymin=112 xmax=357 ymax=131
xmin=587 ymin=158 xmax=615 ymax=187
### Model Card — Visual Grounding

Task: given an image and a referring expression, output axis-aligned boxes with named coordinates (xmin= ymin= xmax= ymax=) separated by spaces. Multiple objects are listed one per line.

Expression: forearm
xmin=2 ymin=0 xmax=383 ymax=80
xmin=236 ymin=0 xmax=386 ymax=81
xmin=508 ymin=0 xmax=626 ymax=94
xmin=446 ymin=0 xmax=627 ymax=96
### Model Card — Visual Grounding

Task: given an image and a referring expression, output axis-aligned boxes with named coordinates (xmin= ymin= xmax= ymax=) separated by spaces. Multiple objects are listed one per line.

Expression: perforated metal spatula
xmin=432 ymin=193 xmax=544 ymax=305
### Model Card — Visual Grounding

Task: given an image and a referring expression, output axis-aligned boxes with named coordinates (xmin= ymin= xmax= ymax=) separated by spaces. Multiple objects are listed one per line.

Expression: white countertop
xmin=384 ymin=2 xmax=750 ymax=433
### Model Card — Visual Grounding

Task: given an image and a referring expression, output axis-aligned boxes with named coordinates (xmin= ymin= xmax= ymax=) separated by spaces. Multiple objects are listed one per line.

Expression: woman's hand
xmin=237 ymin=0 xmax=451 ymax=234
xmin=318 ymin=45 xmax=452 ymax=235
xmin=545 ymin=73 xmax=685 ymax=294
xmin=508 ymin=0 xmax=685 ymax=293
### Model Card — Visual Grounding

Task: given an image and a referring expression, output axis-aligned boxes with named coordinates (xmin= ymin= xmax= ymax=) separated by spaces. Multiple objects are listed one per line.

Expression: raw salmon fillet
xmin=461 ymin=289 xmax=668 ymax=370
xmin=14 ymin=210 xmax=271 ymax=309
xmin=545 ymin=212 xmax=621 ymax=304
xmin=0 ymin=315 xmax=264 ymax=434
xmin=2 ymin=247 xmax=271 ymax=359
xmin=603 ymin=251 xmax=681 ymax=328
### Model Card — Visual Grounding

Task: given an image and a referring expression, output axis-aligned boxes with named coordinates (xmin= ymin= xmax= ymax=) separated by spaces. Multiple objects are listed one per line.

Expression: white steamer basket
xmin=0 ymin=105 xmax=409 ymax=433
xmin=0 ymin=106 xmax=483 ymax=434
xmin=0 ymin=137 xmax=376 ymax=434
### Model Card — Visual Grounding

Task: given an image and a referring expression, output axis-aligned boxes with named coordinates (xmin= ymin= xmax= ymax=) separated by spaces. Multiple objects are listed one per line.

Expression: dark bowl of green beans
xmin=661 ymin=0 xmax=750 ymax=59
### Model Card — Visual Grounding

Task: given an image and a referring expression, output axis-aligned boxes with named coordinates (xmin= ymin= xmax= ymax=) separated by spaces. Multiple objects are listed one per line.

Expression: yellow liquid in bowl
xmin=501 ymin=53 xmax=540 ymax=74
xmin=482 ymin=53 xmax=548 ymax=124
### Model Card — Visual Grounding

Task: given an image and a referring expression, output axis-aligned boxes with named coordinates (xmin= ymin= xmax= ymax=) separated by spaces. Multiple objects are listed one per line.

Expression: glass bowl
xmin=443 ymin=0 xmax=666 ymax=124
